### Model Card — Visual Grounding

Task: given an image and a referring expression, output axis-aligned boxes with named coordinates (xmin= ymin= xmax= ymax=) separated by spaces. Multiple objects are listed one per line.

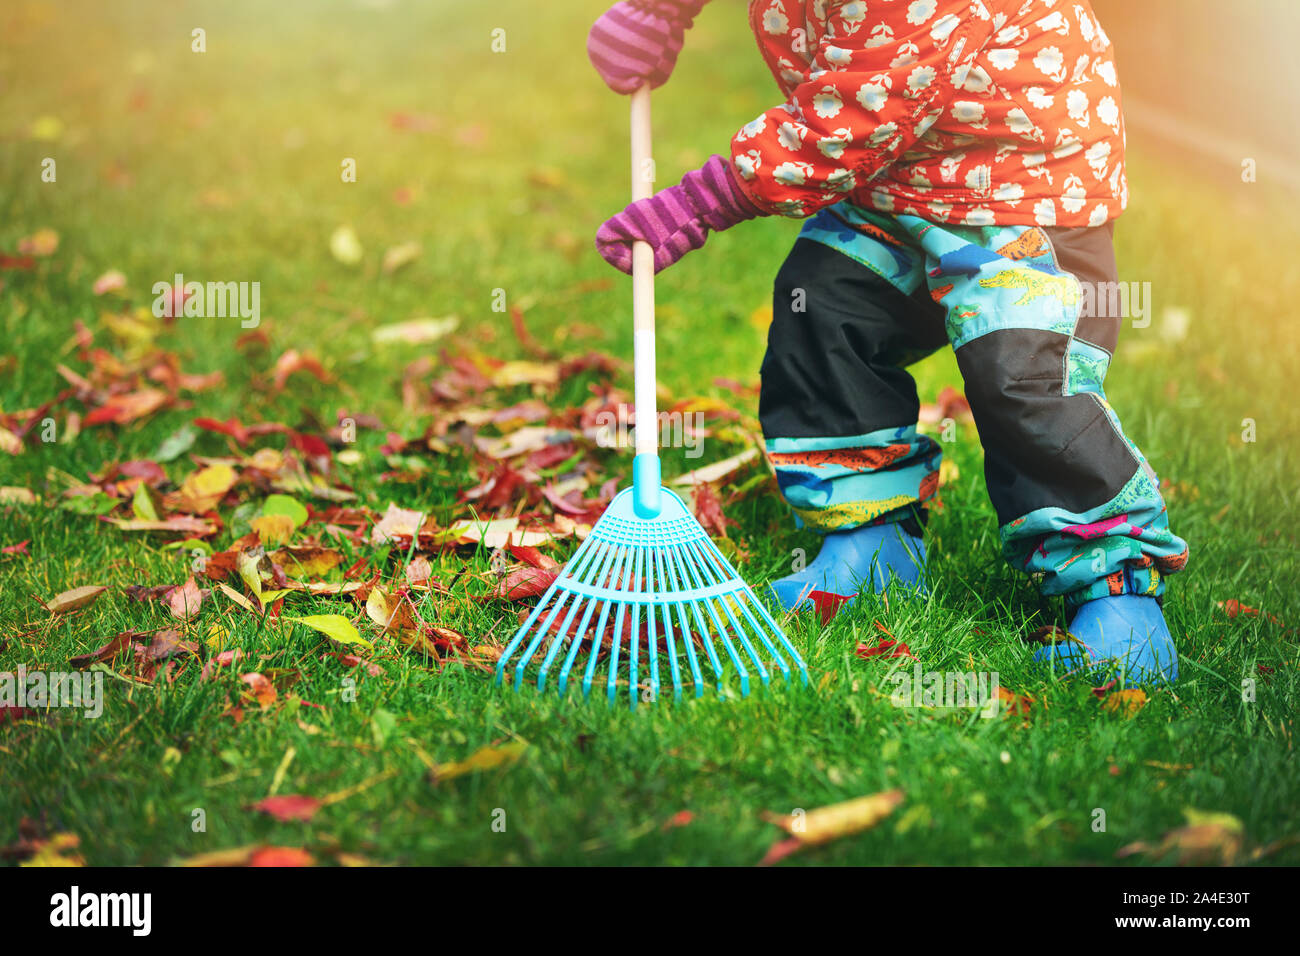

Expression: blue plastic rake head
xmin=494 ymin=464 xmax=808 ymax=708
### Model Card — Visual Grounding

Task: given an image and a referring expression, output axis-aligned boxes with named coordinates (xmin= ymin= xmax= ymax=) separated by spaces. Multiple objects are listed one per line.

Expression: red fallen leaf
xmin=271 ymin=349 xmax=331 ymax=393
xmin=114 ymin=459 xmax=168 ymax=486
xmin=2 ymin=540 xmax=30 ymax=557
xmin=485 ymin=566 xmax=562 ymax=602
xmin=855 ymin=637 xmax=915 ymax=660
xmin=1258 ymin=664 xmax=1275 ymax=676
xmin=250 ymin=795 xmax=322 ymax=823
xmin=1 ymin=706 xmax=33 ymax=725
xmin=1218 ymin=599 xmax=1259 ymax=619
xmin=248 ymin=846 xmax=314 ymax=867
xmin=807 ymin=591 xmax=853 ymax=626
xmin=507 ymin=544 xmax=558 ymax=570
xmin=83 ymin=388 xmax=170 ymax=426
xmin=690 ymin=482 xmax=735 ymax=539
xmin=194 ymin=416 xmax=250 ymax=444
xmin=200 ymin=648 xmax=244 ymax=681
xmin=524 ymin=442 xmax=577 ymax=471
xmin=0 ymin=253 xmax=36 ymax=270
xmin=662 ymin=810 xmax=694 ymax=830
xmin=70 ymin=631 xmax=138 ymax=668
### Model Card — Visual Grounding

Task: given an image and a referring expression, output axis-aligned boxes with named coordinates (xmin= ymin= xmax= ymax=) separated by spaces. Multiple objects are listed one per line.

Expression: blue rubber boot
xmin=770 ymin=523 xmax=926 ymax=618
xmin=1034 ymin=594 xmax=1179 ymax=686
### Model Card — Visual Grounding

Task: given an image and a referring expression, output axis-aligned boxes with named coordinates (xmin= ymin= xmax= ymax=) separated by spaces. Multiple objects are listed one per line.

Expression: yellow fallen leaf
xmin=251 ymin=513 xmax=297 ymax=546
xmin=761 ymin=788 xmax=904 ymax=847
xmin=429 ymin=741 xmax=528 ymax=784
xmin=19 ymin=833 xmax=85 ymax=867
xmin=286 ymin=614 xmax=374 ymax=650
xmin=179 ymin=463 xmax=237 ymax=512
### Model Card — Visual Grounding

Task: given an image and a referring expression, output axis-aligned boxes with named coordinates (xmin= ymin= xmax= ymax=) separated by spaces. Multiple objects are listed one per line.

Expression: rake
xmin=495 ymin=87 xmax=807 ymax=708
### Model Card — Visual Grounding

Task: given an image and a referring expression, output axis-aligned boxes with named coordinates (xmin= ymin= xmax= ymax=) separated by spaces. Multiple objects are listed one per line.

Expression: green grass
xmin=2 ymin=0 xmax=1298 ymax=866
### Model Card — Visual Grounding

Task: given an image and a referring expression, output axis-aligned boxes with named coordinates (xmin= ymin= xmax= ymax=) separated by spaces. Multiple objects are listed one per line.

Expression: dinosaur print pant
xmin=759 ymin=203 xmax=1189 ymax=608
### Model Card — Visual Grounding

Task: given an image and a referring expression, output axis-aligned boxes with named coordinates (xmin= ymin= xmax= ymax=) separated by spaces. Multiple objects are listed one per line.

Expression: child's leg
xmin=909 ymin=216 xmax=1187 ymax=682
xmin=760 ymin=221 xmax=945 ymax=609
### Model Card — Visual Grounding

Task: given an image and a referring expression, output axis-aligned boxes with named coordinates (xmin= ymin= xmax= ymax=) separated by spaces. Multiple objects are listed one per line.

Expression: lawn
xmin=2 ymin=0 xmax=1298 ymax=867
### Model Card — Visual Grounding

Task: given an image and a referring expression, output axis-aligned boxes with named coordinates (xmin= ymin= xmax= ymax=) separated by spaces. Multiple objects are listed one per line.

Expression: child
xmin=588 ymin=0 xmax=1186 ymax=685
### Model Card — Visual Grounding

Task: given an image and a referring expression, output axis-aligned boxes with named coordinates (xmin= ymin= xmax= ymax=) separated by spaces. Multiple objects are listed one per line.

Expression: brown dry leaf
xmin=137 ymin=629 xmax=199 ymax=662
xmin=69 ymin=631 xmax=137 ymax=668
xmin=1116 ymin=809 xmax=1243 ymax=866
xmin=242 ymin=672 xmax=278 ymax=708
xmin=38 ymin=585 xmax=109 ymax=615
xmin=759 ymin=789 xmax=904 ymax=865
xmin=1100 ymin=688 xmax=1148 ymax=718
xmin=996 ymin=685 xmax=1034 ymax=717
xmin=178 ymin=463 xmax=237 ymax=512
xmin=271 ymin=349 xmax=332 ymax=392
xmin=167 ymin=576 xmax=205 ymax=620
xmin=429 ymin=741 xmax=528 ymax=784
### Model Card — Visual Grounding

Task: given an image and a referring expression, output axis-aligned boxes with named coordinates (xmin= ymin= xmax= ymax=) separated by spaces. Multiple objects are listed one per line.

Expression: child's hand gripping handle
xmin=630 ymin=86 xmax=662 ymax=518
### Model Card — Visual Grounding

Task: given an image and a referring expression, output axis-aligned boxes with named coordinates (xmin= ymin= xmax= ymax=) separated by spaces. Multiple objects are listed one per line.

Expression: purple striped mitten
xmin=596 ymin=155 xmax=763 ymax=274
xmin=587 ymin=0 xmax=710 ymax=94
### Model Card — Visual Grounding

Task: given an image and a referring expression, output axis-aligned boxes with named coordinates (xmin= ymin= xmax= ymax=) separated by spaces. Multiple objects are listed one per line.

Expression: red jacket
xmin=732 ymin=0 xmax=1127 ymax=228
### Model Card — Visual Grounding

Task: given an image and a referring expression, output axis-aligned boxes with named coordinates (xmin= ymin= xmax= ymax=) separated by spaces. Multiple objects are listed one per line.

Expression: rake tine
xmin=676 ymin=540 xmax=752 ymax=696
xmin=495 ymin=531 xmax=599 ymax=684
xmin=682 ymin=537 xmax=775 ymax=686
xmin=606 ymin=546 xmax=637 ymax=706
xmin=557 ymin=540 xmax=620 ymax=694
xmin=653 ymin=547 xmax=688 ymax=700
xmin=583 ymin=543 xmax=629 ymax=698
xmin=644 ymin=546 xmax=663 ymax=703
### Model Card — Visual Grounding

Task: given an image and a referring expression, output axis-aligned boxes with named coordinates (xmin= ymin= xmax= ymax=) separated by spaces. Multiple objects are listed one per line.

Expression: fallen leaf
xmin=286 ymin=614 xmax=374 ymax=651
xmin=429 ymin=741 xmax=527 ymax=784
xmin=178 ymin=463 xmax=237 ymax=512
xmin=670 ymin=448 xmax=759 ymax=487
xmin=1099 ymin=687 xmax=1148 ymax=718
xmin=371 ymin=316 xmax=459 ymax=346
xmin=70 ymin=631 xmax=137 ymax=668
xmin=759 ymin=789 xmax=904 ymax=865
xmin=167 ymin=576 xmax=205 ymax=620
xmin=250 ymin=795 xmax=322 ymax=822
xmin=1116 ymin=809 xmax=1243 ymax=866
xmin=38 ymin=585 xmax=108 ymax=615
xmin=91 ymin=270 xmax=127 ymax=296
xmin=17 ymin=833 xmax=85 ymax=867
